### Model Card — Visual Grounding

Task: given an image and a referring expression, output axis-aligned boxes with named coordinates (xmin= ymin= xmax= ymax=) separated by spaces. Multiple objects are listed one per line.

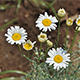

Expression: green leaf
xmin=0 ymin=70 xmax=27 ymax=76
xmin=1 ymin=77 xmax=26 ymax=80
xmin=23 ymin=55 xmax=36 ymax=63
xmin=0 ymin=5 xmax=14 ymax=10
xmin=0 ymin=18 xmax=17 ymax=31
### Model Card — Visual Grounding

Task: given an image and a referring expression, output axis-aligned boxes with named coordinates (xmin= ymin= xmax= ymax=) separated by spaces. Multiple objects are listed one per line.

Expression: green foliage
xmin=0 ymin=4 xmax=14 ymax=10
xmin=0 ymin=70 xmax=27 ymax=76
xmin=0 ymin=77 xmax=26 ymax=80
xmin=0 ymin=18 xmax=17 ymax=31
xmin=27 ymin=63 xmax=52 ymax=80
xmin=29 ymin=0 xmax=56 ymax=8
xmin=26 ymin=60 xmax=80 ymax=80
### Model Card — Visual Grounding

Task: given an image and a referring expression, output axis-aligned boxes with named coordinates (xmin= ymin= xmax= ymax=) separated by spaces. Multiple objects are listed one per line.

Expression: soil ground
xmin=0 ymin=0 xmax=80 ymax=78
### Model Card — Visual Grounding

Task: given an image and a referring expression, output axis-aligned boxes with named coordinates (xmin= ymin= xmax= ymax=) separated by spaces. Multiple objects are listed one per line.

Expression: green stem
xmin=65 ymin=27 xmax=69 ymax=41
xmin=48 ymin=0 xmax=56 ymax=9
xmin=69 ymin=30 xmax=79 ymax=53
xmin=44 ymin=46 xmax=50 ymax=60
xmin=18 ymin=44 xmax=22 ymax=52
xmin=56 ymin=19 xmax=61 ymax=47
xmin=40 ymin=42 xmax=42 ymax=52
xmin=45 ymin=46 xmax=50 ymax=54
xmin=16 ymin=0 xmax=22 ymax=12
xmin=64 ymin=27 xmax=69 ymax=49
xmin=51 ymin=8 xmax=58 ymax=19
xmin=51 ymin=7 xmax=60 ymax=47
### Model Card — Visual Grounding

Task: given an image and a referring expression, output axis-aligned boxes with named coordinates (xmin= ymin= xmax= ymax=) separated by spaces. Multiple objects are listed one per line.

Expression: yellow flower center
xmin=40 ymin=35 xmax=45 ymax=38
xmin=12 ymin=33 xmax=21 ymax=41
xmin=42 ymin=19 xmax=52 ymax=26
xmin=60 ymin=10 xmax=64 ymax=13
xmin=23 ymin=43 xmax=32 ymax=50
xmin=68 ymin=19 xmax=73 ymax=24
xmin=77 ymin=19 xmax=80 ymax=25
xmin=54 ymin=55 xmax=63 ymax=63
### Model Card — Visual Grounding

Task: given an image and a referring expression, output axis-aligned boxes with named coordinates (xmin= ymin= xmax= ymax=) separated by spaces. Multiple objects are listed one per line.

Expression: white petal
xmin=51 ymin=17 xmax=58 ymax=23
xmin=49 ymin=62 xmax=54 ymax=66
xmin=45 ymin=12 xmax=48 ymax=17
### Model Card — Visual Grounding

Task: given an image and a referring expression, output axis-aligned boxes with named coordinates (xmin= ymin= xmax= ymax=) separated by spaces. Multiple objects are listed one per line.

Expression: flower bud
xmin=66 ymin=18 xmax=73 ymax=27
xmin=38 ymin=32 xmax=48 ymax=43
xmin=58 ymin=8 xmax=66 ymax=17
xmin=47 ymin=40 xmax=53 ymax=47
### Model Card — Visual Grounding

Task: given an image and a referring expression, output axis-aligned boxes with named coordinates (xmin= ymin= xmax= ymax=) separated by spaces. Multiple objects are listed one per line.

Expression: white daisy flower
xmin=36 ymin=12 xmax=58 ymax=32
xmin=38 ymin=32 xmax=48 ymax=42
xmin=23 ymin=40 xmax=36 ymax=51
xmin=46 ymin=47 xmax=70 ymax=71
xmin=5 ymin=26 xmax=27 ymax=45
xmin=76 ymin=26 xmax=80 ymax=31
xmin=76 ymin=15 xmax=80 ymax=26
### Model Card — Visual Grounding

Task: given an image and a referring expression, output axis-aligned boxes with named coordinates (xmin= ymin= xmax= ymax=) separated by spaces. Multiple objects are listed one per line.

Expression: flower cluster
xmin=66 ymin=15 xmax=80 ymax=28
xmin=5 ymin=26 xmax=36 ymax=51
xmin=5 ymin=9 xmax=80 ymax=71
